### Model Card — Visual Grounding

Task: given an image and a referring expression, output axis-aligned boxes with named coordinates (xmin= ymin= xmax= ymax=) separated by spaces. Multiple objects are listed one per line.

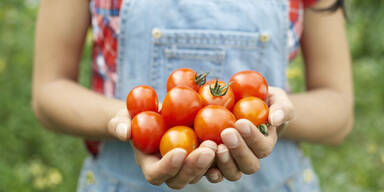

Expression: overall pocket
xmin=164 ymin=47 xmax=226 ymax=79
xmin=150 ymin=28 xmax=270 ymax=90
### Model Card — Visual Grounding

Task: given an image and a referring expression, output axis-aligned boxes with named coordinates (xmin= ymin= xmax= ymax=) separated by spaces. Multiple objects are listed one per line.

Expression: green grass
xmin=289 ymin=56 xmax=384 ymax=192
xmin=0 ymin=0 xmax=383 ymax=191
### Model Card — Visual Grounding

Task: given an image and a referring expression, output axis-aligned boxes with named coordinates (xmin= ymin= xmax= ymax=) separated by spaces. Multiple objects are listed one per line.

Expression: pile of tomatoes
xmin=126 ymin=68 xmax=269 ymax=156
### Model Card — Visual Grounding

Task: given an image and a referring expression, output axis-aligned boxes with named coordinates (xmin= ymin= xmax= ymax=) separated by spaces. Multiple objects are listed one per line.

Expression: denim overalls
xmin=77 ymin=0 xmax=321 ymax=191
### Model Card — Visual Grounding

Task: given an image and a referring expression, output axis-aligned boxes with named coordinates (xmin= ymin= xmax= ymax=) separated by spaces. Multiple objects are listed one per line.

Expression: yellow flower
xmin=47 ymin=168 xmax=63 ymax=186
xmin=287 ymin=67 xmax=301 ymax=79
xmin=381 ymin=154 xmax=384 ymax=165
xmin=0 ymin=58 xmax=6 ymax=74
xmin=29 ymin=160 xmax=62 ymax=189
xmin=367 ymin=143 xmax=378 ymax=154
xmin=29 ymin=161 xmax=44 ymax=177
xmin=33 ymin=177 xmax=48 ymax=190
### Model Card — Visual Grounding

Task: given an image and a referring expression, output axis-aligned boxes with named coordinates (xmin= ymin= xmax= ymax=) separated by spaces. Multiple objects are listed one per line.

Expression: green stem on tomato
xmin=195 ymin=72 xmax=209 ymax=86
xmin=209 ymin=79 xmax=231 ymax=96
xmin=257 ymin=123 xmax=268 ymax=136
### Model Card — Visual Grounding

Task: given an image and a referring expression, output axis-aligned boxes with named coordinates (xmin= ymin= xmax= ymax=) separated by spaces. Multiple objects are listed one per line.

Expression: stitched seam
xmin=153 ymin=29 xmax=267 ymax=49
xmin=164 ymin=48 xmax=225 ymax=63
xmin=116 ymin=0 xmax=135 ymax=99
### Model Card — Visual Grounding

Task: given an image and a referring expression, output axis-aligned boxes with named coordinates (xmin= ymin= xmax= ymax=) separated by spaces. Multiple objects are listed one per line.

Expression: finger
xmin=221 ymin=128 xmax=260 ymax=175
xmin=235 ymin=119 xmax=278 ymax=159
xmin=267 ymin=87 xmax=295 ymax=126
xmin=189 ymin=140 xmax=218 ymax=184
xmin=216 ymin=144 xmax=242 ymax=181
xmin=189 ymin=174 xmax=203 ymax=184
xmin=166 ymin=147 xmax=215 ymax=189
xmin=134 ymin=147 xmax=187 ymax=186
xmin=205 ymin=168 xmax=224 ymax=183
xmin=107 ymin=108 xmax=131 ymax=141
xmin=115 ymin=107 xmax=131 ymax=118
xmin=199 ymin=140 xmax=218 ymax=151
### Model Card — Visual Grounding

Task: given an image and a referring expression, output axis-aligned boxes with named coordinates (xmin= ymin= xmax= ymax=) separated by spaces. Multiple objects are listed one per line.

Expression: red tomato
xmin=199 ymin=80 xmax=235 ymax=109
xmin=131 ymin=111 xmax=167 ymax=154
xmin=159 ymin=126 xmax=198 ymax=156
xmin=233 ymin=96 xmax=269 ymax=129
xmin=166 ymin=68 xmax=209 ymax=92
xmin=194 ymin=105 xmax=236 ymax=144
xmin=229 ymin=70 xmax=268 ymax=101
xmin=161 ymin=87 xmax=203 ymax=127
xmin=126 ymin=85 xmax=158 ymax=118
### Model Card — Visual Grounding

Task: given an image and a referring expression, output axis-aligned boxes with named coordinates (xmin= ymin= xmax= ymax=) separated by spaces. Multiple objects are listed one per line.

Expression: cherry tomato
xmin=126 ymin=85 xmax=158 ymax=118
xmin=159 ymin=126 xmax=198 ymax=156
xmin=229 ymin=70 xmax=268 ymax=101
xmin=233 ymin=97 xmax=269 ymax=127
xmin=131 ymin=111 xmax=167 ymax=154
xmin=161 ymin=87 xmax=203 ymax=127
xmin=166 ymin=68 xmax=209 ymax=92
xmin=194 ymin=105 xmax=236 ymax=144
xmin=199 ymin=80 xmax=235 ymax=109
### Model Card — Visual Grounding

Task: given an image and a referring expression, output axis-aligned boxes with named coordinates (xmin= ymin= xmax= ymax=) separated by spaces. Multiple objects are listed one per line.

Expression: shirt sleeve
xmin=303 ymin=0 xmax=319 ymax=8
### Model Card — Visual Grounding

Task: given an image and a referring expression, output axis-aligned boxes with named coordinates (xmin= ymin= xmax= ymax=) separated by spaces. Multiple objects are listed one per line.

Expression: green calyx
xmin=257 ymin=124 xmax=269 ymax=136
xmin=195 ymin=72 xmax=209 ymax=86
xmin=209 ymin=79 xmax=231 ymax=96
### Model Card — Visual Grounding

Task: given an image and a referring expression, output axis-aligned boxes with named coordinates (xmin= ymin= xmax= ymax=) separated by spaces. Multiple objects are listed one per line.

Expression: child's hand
xmin=206 ymin=87 xmax=294 ymax=182
xmin=133 ymin=140 xmax=217 ymax=189
xmin=107 ymin=107 xmax=132 ymax=141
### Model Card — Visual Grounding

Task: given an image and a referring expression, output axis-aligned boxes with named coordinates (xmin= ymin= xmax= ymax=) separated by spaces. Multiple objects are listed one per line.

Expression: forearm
xmin=283 ymin=89 xmax=353 ymax=145
xmin=32 ymin=79 xmax=124 ymax=139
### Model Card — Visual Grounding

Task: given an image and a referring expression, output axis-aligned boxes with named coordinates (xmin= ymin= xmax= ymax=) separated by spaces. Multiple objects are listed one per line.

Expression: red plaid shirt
xmin=85 ymin=0 xmax=320 ymax=156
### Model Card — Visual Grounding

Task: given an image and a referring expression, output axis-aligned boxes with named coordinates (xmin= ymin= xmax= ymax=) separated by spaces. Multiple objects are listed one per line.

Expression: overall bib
xmin=78 ymin=0 xmax=321 ymax=191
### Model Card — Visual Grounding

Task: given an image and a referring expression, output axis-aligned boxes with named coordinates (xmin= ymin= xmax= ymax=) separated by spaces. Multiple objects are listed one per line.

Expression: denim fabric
xmin=78 ymin=0 xmax=321 ymax=191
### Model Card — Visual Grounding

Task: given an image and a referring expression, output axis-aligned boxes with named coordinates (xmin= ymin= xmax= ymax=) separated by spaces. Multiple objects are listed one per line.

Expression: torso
xmin=89 ymin=0 xmax=317 ymax=97
xmin=79 ymin=1 xmax=322 ymax=191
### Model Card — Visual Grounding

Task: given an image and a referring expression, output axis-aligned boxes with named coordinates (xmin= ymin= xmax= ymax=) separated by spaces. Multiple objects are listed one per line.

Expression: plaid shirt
xmin=86 ymin=0 xmax=319 ymax=156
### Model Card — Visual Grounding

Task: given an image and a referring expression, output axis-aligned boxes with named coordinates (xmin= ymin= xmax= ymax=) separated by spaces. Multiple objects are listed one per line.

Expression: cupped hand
xmin=134 ymin=140 xmax=217 ymax=189
xmin=107 ymin=107 xmax=219 ymax=189
xmin=206 ymin=86 xmax=294 ymax=183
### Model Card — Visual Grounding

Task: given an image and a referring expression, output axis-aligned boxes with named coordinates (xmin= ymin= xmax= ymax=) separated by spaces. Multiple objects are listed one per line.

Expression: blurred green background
xmin=0 ymin=0 xmax=383 ymax=191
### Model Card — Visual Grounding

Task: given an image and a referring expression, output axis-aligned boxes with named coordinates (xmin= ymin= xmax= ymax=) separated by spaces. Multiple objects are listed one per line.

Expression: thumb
xmin=267 ymin=87 xmax=294 ymax=127
xmin=107 ymin=108 xmax=131 ymax=141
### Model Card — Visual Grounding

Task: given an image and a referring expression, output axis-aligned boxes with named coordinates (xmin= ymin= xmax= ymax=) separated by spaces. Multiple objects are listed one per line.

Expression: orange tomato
xmin=229 ymin=70 xmax=268 ymax=101
xmin=194 ymin=105 xmax=236 ymax=144
xmin=166 ymin=68 xmax=208 ymax=92
xmin=159 ymin=126 xmax=198 ymax=156
xmin=199 ymin=80 xmax=235 ymax=109
xmin=233 ymin=97 xmax=269 ymax=127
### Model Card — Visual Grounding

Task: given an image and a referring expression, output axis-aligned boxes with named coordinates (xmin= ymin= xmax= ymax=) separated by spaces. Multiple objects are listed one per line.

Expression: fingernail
xmin=221 ymin=130 xmax=238 ymax=149
xmin=202 ymin=140 xmax=217 ymax=151
xmin=271 ymin=109 xmax=284 ymax=126
xmin=197 ymin=151 xmax=214 ymax=168
xmin=208 ymin=173 xmax=219 ymax=181
xmin=217 ymin=145 xmax=229 ymax=162
xmin=171 ymin=149 xmax=186 ymax=166
xmin=116 ymin=123 xmax=128 ymax=140
xmin=238 ymin=123 xmax=251 ymax=137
